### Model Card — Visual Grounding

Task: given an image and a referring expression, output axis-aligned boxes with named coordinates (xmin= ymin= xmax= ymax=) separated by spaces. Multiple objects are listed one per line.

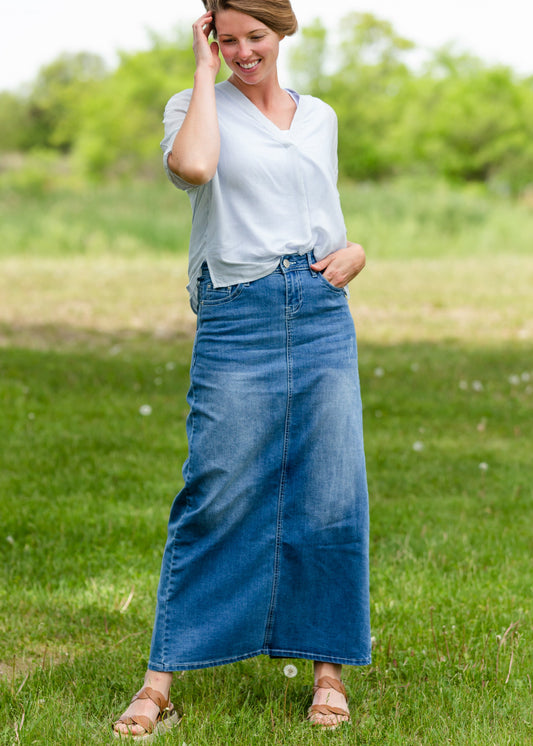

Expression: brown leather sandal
xmin=112 ymin=686 xmax=181 ymax=741
xmin=307 ymin=675 xmax=350 ymax=729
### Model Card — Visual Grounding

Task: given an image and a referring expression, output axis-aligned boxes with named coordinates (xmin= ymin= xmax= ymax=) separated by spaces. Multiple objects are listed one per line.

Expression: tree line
xmin=1 ymin=14 xmax=532 ymax=194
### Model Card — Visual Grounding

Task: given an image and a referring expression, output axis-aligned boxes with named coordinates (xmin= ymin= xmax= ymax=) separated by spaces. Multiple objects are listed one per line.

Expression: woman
xmin=114 ymin=0 xmax=370 ymax=737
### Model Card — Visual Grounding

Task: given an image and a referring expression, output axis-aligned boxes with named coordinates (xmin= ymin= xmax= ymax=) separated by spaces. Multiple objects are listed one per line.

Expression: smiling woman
xmin=112 ymin=0 xmax=371 ymax=739
xmin=216 ymin=11 xmax=284 ymax=90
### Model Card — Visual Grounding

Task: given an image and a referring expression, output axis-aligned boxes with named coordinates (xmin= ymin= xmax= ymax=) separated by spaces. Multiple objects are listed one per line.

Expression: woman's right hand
xmin=168 ymin=11 xmax=221 ymax=184
xmin=192 ymin=12 xmax=221 ymax=78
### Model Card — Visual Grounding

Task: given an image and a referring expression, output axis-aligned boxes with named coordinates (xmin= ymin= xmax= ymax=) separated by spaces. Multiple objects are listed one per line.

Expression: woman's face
xmin=215 ymin=9 xmax=282 ymax=88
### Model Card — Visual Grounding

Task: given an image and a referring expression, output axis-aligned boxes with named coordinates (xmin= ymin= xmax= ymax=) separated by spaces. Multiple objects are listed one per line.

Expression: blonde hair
xmin=202 ymin=0 xmax=298 ymax=38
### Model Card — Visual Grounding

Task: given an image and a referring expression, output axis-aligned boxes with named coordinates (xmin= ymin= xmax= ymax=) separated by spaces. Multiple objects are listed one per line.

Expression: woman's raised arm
xmin=167 ymin=12 xmax=221 ymax=185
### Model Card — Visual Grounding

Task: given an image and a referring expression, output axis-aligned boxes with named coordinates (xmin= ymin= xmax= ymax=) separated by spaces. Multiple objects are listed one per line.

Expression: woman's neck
xmin=228 ymin=73 xmax=296 ymax=130
xmin=228 ymin=71 xmax=284 ymax=109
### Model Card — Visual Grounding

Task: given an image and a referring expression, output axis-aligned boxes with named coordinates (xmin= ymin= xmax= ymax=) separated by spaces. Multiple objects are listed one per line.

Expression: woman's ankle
xmin=313 ymin=661 xmax=342 ymax=684
xmin=142 ymin=669 xmax=173 ymax=697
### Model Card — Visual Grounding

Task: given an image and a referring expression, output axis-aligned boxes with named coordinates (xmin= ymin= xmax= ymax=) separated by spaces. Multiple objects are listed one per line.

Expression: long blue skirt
xmin=148 ymin=252 xmax=371 ymax=671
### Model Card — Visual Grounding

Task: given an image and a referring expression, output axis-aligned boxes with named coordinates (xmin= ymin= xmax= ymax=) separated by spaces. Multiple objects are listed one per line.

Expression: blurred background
xmin=1 ymin=0 xmax=532 ymax=193
xmin=1 ymin=5 xmax=532 ymax=742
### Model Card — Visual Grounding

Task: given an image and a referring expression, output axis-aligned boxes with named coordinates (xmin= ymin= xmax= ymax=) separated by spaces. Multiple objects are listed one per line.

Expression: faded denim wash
xmin=149 ymin=253 xmax=371 ymax=671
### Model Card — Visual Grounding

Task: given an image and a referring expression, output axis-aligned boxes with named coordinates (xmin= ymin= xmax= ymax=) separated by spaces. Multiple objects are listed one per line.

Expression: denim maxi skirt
xmin=148 ymin=252 xmax=371 ymax=671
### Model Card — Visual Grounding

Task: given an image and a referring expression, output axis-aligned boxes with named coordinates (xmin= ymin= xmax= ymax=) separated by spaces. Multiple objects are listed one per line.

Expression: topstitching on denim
xmin=149 ymin=253 xmax=371 ymax=671
xmin=262 ymin=263 xmax=293 ymax=649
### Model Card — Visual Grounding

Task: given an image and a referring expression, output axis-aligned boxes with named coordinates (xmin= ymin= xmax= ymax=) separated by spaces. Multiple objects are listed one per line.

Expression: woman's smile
xmin=236 ymin=60 xmax=261 ymax=70
xmin=216 ymin=9 xmax=281 ymax=88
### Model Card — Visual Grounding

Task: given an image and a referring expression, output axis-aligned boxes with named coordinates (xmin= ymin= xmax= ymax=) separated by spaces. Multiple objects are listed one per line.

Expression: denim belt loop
xmin=148 ymin=252 xmax=370 ymax=672
xmin=307 ymin=250 xmax=318 ymax=277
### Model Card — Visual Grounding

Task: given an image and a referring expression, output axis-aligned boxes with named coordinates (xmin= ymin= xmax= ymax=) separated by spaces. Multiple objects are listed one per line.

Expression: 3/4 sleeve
xmin=160 ymin=89 xmax=197 ymax=191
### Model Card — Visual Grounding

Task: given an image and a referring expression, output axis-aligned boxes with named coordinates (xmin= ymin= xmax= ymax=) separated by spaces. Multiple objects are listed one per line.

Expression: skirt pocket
xmin=197 ymin=275 xmax=244 ymax=306
xmin=315 ymin=270 xmax=348 ymax=295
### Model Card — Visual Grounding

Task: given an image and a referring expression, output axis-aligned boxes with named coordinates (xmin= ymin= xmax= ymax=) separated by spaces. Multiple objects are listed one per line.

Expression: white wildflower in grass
xmin=412 ymin=441 xmax=424 ymax=452
xmin=6 ymin=536 xmax=15 ymax=545
xmin=521 ymin=372 xmax=531 ymax=382
xmin=139 ymin=404 xmax=152 ymax=416
xmin=371 ymin=636 xmax=377 ymax=648
xmin=154 ymin=377 xmax=163 ymax=386
xmin=165 ymin=362 xmax=176 ymax=371
xmin=472 ymin=380 xmax=484 ymax=392
xmin=283 ymin=664 xmax=298 ymax=678
xmin=374 ymin=367 xmax=385 ymax=377
xmin=508 ymin=374 xmax=520 ymax=385
xmin=28 ymin=412 xmax=35 ymax=420
xmin=479 ymin=462 xmax=489 ymax=472
xmin=459 ymin=380 xmax=468 ymax=390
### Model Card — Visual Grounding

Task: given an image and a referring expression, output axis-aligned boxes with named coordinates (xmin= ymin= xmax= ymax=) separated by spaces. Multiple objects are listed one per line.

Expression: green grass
xmin=1 ymin=179 xmax=532 ymax=744
xmin=342 ymin=177 xmax=533 ymax=259
xmin=0 ymin=180 xmax=192 ymax=257
xmin=1 ymin=176 xmax=533 ymax=259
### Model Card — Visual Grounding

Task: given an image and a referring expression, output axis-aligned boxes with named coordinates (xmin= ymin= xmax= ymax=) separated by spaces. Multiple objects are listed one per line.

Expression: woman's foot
xmin=113 ymin=671 xmax=174 ymax=738
xmin=308 ymin=662 xmax=350 ymax=729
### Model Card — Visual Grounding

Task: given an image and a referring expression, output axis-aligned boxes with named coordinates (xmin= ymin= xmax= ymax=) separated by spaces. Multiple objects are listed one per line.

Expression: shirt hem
xmin=187 ymin=247 xmax=319 ymax=313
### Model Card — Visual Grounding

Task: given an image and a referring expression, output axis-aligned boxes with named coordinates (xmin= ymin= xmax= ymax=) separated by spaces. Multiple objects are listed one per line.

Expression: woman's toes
xmin=113 ymin=697 xmax=159 ymax=736
xmin=115 ymin=723 xmax=141 ymax=736
xmin=308 ymin=682 xmax=350 ymax=729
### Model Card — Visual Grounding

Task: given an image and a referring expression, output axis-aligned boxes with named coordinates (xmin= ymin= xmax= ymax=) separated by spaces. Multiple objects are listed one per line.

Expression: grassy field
xmin=0 ymin=180 xmax=532 ymax=744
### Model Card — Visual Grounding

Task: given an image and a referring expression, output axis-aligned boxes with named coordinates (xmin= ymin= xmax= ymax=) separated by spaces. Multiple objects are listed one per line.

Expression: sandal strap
xmin=308 ymin=703 xmax=350 ymax=718
xmin=131 ymin=686 xmax=170 ymax=712
xmin=116 ymin=714 xmax=155 ymax=735
xmin=114 ymin=687 xmax=173 ymax=736
xmin=312 ymin=676 xmax=347 ymax=697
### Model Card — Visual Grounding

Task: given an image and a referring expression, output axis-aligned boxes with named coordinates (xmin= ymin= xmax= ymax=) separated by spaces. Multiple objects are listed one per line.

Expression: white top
xmin=161 ymin=79 xmax=347 ymax=312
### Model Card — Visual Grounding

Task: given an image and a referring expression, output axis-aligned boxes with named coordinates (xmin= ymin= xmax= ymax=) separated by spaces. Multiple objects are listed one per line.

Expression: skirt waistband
xmin=274 ymin=251 xmax=317 ymax=274
xmin=200 ymin=251 xmax=319 ymax=283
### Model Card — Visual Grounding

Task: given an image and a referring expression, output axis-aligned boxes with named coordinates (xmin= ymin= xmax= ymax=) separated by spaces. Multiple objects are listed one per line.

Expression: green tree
xmin=290 ymin=13 xmax=416 ymax=180
xmin=288 ymin=18 xmax=328 ymax=94
xmin=3 ymin=14 xmax=531 ymax=192
xmin=288 ymin=14 xmax=533 ymax=192
xmin=414 ymin=49 xmax=533 ymax=190
xmin=24 ymin=52 xmax=108 ymax=150
xmin=73 ymin=32 xmax=199 ymax=178
xmin=0 ymin=92 xmax=28 ymax=151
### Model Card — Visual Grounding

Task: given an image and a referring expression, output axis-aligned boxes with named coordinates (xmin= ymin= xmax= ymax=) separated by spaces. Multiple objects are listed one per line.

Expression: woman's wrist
xmin=194 ymin=64 xmax=219 ymax=86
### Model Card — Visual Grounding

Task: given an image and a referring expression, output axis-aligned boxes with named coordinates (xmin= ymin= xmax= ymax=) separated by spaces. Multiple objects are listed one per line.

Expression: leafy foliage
xmin=72 ymin=34 xmax=198 ymax=178
xmin=1 ymin=14 xmax=532 ymax=191
xmin=289 ymin=14 xmax=533 ymax=193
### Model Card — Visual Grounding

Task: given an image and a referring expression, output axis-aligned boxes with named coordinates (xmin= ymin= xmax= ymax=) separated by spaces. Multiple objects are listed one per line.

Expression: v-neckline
xmin=224 ymin=79 xmax=300 ymax=134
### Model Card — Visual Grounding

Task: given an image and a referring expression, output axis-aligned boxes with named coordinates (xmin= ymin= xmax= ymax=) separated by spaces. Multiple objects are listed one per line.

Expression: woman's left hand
xmin=310 ymin=241 xmax=366 ymax=288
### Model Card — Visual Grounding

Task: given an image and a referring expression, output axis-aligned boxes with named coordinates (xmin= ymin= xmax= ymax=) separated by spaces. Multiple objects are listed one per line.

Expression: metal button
xmin=283 ymin=259 xmax=290 ymax=268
